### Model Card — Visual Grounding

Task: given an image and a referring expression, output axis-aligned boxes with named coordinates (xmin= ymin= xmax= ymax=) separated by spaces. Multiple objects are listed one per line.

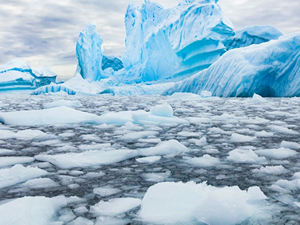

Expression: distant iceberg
xmin=165 ymin=33 xmax=300 ymax=97
xmin=0 ymin=60 xmax=57 ymax=92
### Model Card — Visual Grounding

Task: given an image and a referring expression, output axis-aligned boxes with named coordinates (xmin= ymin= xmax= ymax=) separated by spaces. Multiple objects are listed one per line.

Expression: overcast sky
xmin=0 ymin=0 xmax=299 ymax=80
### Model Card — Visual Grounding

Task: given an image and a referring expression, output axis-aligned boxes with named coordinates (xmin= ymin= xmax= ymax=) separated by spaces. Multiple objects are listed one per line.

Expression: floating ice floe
xmin=138 ymin=140 xmax=188 ymax=156
xmin=227 ymin=149 xmax=266 ymax=164
xmin=255 ymin=147 xmax=297 ymax=159
xmin=0 ymin=157 xmax=34 ymax=168
xmin=93 ymin=186 xmax=122 ymax=197
xmin=35 ymin=149 xmax=138 ymax=169
xmin=90 ymin=198 xmax=142 ymax=216
xmin=139 ymin=182 xmax=268 ymax=225
xmin=0 ymin=164 xmax=48 ymax=189
xmin=184 ymin=154 xmax=221 ymax=167
xmin=0 ymin=196 xmax=66 ymax=225
xmin=136 ymin=156 xmax=161 ymax=164
xmin=252 ymin=165 xmax=288 ymax=175
xmin=230 ymin=133 xmax=256 ymax=143
xmin=0 ymin=104 xmax=188 ymax=126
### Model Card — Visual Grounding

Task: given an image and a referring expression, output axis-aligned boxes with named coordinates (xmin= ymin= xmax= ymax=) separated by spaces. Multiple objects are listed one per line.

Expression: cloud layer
xmin=0 ymin=0 xmax=299 ymax=80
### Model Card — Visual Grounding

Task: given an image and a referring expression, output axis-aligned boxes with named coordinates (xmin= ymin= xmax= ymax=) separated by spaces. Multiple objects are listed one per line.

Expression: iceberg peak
xmin=76 ymin=23 xmax=104 ymax=82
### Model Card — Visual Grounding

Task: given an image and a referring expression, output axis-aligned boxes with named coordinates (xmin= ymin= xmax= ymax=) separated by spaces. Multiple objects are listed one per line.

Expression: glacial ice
xmin=0 ymin=157 xmax=34 ymax=168
xmin=165 ymin=33 xmax=300 ymax=97
xmin=139 ymin=182 xmax=268 ymax=225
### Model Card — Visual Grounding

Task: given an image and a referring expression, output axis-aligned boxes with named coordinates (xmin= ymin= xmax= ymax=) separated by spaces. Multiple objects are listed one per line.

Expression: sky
xmin=0 ymin=0 xmax=299 ymax=80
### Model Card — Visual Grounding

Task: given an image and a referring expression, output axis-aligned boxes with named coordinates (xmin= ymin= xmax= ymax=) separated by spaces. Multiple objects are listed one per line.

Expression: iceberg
xmin=225 ymin=25 xmax=283 ymax=50
xmin=76 ymin=24 xmax=105 ymax=82
xmin=120 ymin=0 xmax=235 ymax=82
xmin=74 ymin=0 xmax=234 ymax=84
xmin=0 ymin=60 xmax=57 ymax=92
xmin=165 ymin=33 xmax=300 ymax=97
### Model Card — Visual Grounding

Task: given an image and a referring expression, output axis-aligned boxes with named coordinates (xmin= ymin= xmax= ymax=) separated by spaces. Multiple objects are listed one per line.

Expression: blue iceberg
xmin=0 ymin=60 xmax=57 ymax=92
xmin=165 ymin=33 xmax=300 ymax=97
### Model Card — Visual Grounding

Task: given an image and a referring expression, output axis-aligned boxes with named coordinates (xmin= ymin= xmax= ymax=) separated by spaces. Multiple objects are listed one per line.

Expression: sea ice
xmin=227 ymin=149 xmax=266 ymax=164
xmin=90 ymin=198 xmax=141 ymax=216
xmin=35 ymin=149 xmax=138 ymax=169
xmin=138 ymin=140 xmax=188 ymax=156
xmin=139 ymin=182 xmax=268 ymax=225
xmin=93 ymin=186 xmax=122 ymax=197
xmin=184 ymin=154 xmax=221 ymax=167
xmin=255 ymin=147 xmax=297 ymax=159
xmin=0 ymin=196 xmax=66 ymax=225
xmin=0 ymin=157 xmax=34 ymax=168
xmin=0 ymin=164 xmax=48 ymax=189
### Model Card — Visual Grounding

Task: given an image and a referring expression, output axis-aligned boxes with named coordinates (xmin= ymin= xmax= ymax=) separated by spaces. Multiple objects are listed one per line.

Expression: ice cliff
xmin=164 ymin=33 xmax=300 ymax=97
xmin=0 ymin=60 xmax=57 ymax=92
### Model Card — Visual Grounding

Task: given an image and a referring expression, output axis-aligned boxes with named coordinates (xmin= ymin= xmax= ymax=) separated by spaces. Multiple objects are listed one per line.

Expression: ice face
xmin=76 ymin=24 xmax=104 ymax=82
xmin=165 ymin=33 xmax=300 ymax=97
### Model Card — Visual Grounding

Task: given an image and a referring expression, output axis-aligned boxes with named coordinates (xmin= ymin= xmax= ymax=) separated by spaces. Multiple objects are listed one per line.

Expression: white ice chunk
xmin=269 ymin=125 xmax=299 ymax=135
xmin=255 ymin=148 xmax=297 ymax=159
xmin=255 ymin=130 xmax=274 ymax=137
xmin=184 ymin=155 xmax=220 ymax=167
xmin=139 ymin=182 xmax=268 ymax=225
xmin=35 ymin=150 xmax=138 ymax=169
xmin=43 ymin=100 xmax=82 ymax=109
xmin=138 ymin=140 xmax=188 ymax=156
xmin=90 ymin=198 xmax=142 ymax=216
xmin=252 ymin=166 xmax=288 ymax=175
xmin=280 ymin=141 xmax=300 ymax=150
xmin=0 ymin=157 xmax=34 ymax=168
xmin=0 ymin=164 xmax=48 ymax=189
xmin=19 ymin=178 xmax=59 ymax=189
xmin=227 ymin=149 xmax=266 ymax=164
xmin=142 ymin=171 xmax=171 ymax=182
xmin=0 ymin=196 xmax=66 ymax=225
xmin=120 ymin=131 xmax=158 ymax=140
xmin=168 ymin=93 xmax=203 ymax=100
xmin=189 ymin=137 xmax=207 ymax=146
xmin=150 ymin=104 xmax=173 ymax=117
xmin=93 ymin=186 xmax=122 ymax=197
xmin=0 ymin=106 xmax=100 ymax=126
xmin=230 ymin=133 xmax=256 ymax=143
xmin=136 ymin=156 xmax=161 ymax=164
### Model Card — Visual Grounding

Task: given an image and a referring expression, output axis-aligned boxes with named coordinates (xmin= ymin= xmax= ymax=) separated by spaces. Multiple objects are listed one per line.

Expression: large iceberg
xmin=165 ymin=33 xmax=300 ymax=97
xmin=76 ymin=0 xmax=234 ymax=83
xmin=0 ymin=60 xmax=57 ymax=92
